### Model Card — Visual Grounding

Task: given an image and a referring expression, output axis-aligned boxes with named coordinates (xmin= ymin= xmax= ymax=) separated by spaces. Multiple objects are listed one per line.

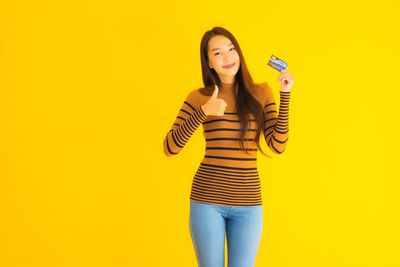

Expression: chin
xmin=228 ymin=69 xmax=239 ymax=76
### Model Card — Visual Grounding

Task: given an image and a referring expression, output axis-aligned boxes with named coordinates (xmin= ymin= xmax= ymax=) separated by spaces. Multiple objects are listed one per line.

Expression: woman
xmin=163 ymin=26 xmax=294 ymax=267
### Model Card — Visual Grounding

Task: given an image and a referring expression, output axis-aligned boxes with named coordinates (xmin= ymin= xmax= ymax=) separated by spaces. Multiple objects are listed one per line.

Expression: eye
xmin=214 ymin=52 xmax=220 ymax=56
xmin=230 ymin=47 xmax=236 ymax=51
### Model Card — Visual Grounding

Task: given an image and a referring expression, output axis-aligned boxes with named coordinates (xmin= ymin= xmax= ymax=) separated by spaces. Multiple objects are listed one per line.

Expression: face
xmin=207 ymin=35 xmax=240 ymax=83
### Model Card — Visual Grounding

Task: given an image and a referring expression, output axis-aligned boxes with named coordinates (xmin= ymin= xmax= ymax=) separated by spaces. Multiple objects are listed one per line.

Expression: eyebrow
xmin=210 ymin=43 xmax=234 ymax=52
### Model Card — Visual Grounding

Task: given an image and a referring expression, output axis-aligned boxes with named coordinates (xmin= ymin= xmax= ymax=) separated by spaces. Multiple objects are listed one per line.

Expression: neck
xmin=220 ymin=81 xmax=235 ymax=92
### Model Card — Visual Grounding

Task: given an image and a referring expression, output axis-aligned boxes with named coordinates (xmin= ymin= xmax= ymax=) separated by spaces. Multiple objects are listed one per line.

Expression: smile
xmin=222 ymin=63 xmax=236 ymax=69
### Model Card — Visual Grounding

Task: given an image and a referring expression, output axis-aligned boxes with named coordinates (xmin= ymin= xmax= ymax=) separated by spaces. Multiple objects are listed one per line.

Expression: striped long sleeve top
xmin=163 ymin=81 xmax=291 ymax=206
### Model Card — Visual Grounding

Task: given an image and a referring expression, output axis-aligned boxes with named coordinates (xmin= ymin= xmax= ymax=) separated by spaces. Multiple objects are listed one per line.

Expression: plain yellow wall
xmin=1 ymin=0 xmax=399 ymax=266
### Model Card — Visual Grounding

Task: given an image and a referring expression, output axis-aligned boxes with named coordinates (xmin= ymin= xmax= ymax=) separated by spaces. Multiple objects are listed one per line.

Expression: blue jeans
xmin=189 ymin=200 xmax=263 ymax=267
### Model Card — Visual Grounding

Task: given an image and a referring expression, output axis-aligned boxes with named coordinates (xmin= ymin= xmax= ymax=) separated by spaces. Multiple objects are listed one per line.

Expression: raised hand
xmin=201 ymin=85 xmax=228 ymax=116
xmin=278 ymin=70 xmax=295 ymax=92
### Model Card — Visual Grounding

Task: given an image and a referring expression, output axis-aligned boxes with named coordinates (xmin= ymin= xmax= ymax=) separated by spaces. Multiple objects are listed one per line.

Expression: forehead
xmin=208 ymin=35 xmax=233 ymax=51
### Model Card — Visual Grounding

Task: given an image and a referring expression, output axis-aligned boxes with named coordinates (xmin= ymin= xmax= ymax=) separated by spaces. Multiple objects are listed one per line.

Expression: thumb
xmin=211 ymin=85 xmax=219 ymax=98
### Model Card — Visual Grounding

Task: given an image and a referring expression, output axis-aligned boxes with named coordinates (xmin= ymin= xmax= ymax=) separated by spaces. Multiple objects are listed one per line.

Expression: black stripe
xmin=205 ymin=155 xmax=257 ymax=161
xmin=192 ymin=191 xmax=261 ymax=201
xmin=268 ymin=139 xmax=284 ymax=154
xmin=264 ymin=131 xmax=273 ymax=138
xmin=201 ymin=162 xmax=257 ymax=170
xmin=199 ymin=165 xmax=259 ymax=175
xmin=206 ymin=147 xmax=257 ymax=151
xmin=264 ymin=125 xmax=275 ymax=132
xmin=184 ymin=101 xmax=196 ymax=111
xmin=180 ymin=108 xmax=191 ymax=116
xmin=206 ymin=138 xmax=256 ymax=141
xmin=189 ymin=196 xmax=262 ymax=206
xmin=196 ymin=169 xmax=259 ymax=179
xmin=272 ymin=135 xmax=288 ymax=144
xmin=275 ymin=126 xmax=288 ymax=132
xmin=165 ymin=138 xmax=178 ymax=155
xmin=277 ymin=116 xmax=289 ymax=120
xmin=264 ymin=118 xmax=277 ymax=123
xmin=204 ymin=128 xmax=257 ymax=133
xmin=264 ymin=102 xmax=276 ymax=108
xmin=203 ymin=118 xmax=256 ymax=124
xmin=274 ymin=127 xmax=289 ymax=134
xmin=194 ymin=174 xmax=260 ymax=187
xmin=223 ymin=111 xmax=252 ymax=115
xmin=276 ymin=121 xmax=288 ymax=127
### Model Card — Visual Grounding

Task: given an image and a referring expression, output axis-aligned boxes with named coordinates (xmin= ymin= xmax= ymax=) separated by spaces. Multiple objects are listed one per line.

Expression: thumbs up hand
xmin=201 ymin=85 xmax=228 ymax=116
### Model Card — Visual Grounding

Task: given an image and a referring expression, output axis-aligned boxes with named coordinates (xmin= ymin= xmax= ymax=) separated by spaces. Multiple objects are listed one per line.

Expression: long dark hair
xmin=199 ymin=26 xmax=269 ymax=157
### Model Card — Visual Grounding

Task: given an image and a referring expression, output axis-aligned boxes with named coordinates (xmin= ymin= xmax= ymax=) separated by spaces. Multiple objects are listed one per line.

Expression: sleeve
xmin=262 ymin=82 xmax=291 ymax=154
xmin=163 ymin=92 xmax=208 ymax=156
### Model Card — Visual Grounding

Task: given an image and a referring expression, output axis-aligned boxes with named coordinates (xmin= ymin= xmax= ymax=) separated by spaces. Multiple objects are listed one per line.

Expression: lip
xmin=222 ymin=63 xmax=236 ymax=69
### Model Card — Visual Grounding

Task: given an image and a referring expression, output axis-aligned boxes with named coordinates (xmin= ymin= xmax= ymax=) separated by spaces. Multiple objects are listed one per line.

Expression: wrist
xmin=200 ymin=105 xmax=208 ymax=116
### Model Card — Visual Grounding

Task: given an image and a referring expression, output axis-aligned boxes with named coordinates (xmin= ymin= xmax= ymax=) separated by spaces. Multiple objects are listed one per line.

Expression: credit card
xmin=267 ymin=55 xmax=288 ymax=72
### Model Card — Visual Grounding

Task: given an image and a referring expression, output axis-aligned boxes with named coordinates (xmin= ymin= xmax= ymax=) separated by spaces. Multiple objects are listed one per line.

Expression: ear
xmin=208 ymin=61 xmax=213 ymax=69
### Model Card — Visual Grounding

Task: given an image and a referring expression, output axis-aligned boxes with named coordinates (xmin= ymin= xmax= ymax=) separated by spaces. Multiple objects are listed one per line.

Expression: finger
xmin=279 ymin=78 xmax=288 ymax=84
xmin=279 ymin=74 xmax=288 ymax=82
xmin=211 ymin=85 xmax=219 ymax=98
xmin=277 ymin=72 xmax=286 ymax=81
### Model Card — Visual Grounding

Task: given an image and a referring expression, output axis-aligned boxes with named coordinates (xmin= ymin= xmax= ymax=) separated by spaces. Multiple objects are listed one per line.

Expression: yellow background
xmin=1 ymin=0 xmax=399 ymax=266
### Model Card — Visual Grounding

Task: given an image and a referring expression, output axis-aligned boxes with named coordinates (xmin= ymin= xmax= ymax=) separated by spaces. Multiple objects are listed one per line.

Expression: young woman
xmin=163 ymin=26 xmax=294 ymax=267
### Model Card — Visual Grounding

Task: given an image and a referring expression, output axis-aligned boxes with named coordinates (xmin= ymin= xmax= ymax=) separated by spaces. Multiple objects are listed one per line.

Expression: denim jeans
xmin=189 ymin=199 xmax=263 ymax=267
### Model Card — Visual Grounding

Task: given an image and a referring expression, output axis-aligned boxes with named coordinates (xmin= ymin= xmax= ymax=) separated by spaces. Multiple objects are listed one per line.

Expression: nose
xmin=223 ymin=56 xmax=234 ymax=65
